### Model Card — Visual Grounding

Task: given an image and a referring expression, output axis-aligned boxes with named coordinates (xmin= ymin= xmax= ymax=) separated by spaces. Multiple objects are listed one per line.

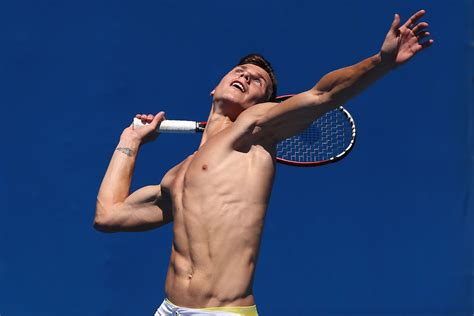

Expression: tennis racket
xmin=133 ymin=95 xmax=356 ymax=166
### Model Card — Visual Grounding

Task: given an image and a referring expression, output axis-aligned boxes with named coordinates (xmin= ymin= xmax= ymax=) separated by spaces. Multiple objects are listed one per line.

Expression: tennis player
xmin=94 ymin=10 xmax=433 ymax=315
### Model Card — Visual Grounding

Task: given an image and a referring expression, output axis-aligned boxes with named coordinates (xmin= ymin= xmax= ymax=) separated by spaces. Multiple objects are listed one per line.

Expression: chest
xmin=161 ymin=144 xmax=275 ymax=202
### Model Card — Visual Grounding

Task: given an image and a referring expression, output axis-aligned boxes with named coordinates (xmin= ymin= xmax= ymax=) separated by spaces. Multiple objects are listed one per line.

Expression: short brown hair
xmin=237 ymin=53 xmax=277 ymax=101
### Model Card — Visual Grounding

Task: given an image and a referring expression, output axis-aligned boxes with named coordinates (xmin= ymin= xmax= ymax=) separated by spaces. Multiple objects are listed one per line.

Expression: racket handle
xmin=133 ymin=118 xmax=200 ymax=133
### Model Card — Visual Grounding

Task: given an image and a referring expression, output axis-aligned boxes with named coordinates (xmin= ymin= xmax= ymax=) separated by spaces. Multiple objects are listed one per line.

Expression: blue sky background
xmin=0 ymin=0 xmax=472 ymax=315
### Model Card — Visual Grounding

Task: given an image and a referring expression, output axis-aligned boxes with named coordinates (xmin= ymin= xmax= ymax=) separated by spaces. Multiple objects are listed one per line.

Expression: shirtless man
xmin=94 ymin=10 xmax=433 ymax=315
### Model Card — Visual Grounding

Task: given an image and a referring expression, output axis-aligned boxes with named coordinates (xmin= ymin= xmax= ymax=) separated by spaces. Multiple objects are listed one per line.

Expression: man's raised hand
xmin=381 ymin=9 xmax=434 ymax=66
xmin=120 ymin=111 xmax=166 ymax=145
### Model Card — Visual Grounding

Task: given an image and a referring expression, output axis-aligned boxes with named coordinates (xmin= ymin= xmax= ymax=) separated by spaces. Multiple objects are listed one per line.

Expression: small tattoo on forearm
xmin=116 ymin=147 xmax=134 ymax=157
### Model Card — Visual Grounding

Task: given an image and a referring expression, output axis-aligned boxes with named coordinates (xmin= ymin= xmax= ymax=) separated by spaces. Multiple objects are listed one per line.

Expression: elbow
xmin=93 ymin=218 xmax=115 ymax=233
xmin=310 ymin=87 xmax=330 ymax=98
xmin=307 ymin=89 xmax=336 ymax=110
xmin=93 ymin=201 xmax=118 ymax=233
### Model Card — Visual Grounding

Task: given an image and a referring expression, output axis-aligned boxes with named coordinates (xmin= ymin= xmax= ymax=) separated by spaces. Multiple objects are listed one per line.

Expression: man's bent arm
xmin=248 ymin=10 xmax=433 ymax=142
xmin=247 ymin=54 xmax=391 ymax=142
xmin=94 ymin=112 xmax=172 ymax=232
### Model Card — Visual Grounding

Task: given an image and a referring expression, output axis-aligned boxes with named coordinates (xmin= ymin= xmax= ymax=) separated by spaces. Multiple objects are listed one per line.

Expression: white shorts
xmin=154 ymin=298 xmax=258 ymax=316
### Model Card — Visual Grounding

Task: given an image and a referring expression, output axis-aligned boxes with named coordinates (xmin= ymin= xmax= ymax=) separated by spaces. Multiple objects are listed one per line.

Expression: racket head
xmin=274 ymin=95 xmax=357 ymax=167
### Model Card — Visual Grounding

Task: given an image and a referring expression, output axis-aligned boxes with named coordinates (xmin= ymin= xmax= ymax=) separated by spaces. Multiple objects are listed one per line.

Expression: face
xmin=212 ymin=63 xmax=272 ymax=112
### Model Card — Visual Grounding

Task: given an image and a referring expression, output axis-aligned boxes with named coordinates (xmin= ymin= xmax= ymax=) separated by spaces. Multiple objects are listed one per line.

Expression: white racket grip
xmin=133 ymin=118 xmax=198 ymax=133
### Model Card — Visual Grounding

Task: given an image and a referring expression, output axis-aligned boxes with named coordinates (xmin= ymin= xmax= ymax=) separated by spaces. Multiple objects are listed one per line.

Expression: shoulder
xmin=230 ymin=101 xmax=280 ymax=147
xmin=236 ymin=91 xmax=330 ymax=143
xmin=233 ymin=101 xmax=279 ymax=133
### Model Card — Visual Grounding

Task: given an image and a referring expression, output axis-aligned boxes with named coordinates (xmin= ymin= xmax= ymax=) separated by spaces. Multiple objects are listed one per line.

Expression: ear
xmin=210 ymin=89 xmax=215 ymax=96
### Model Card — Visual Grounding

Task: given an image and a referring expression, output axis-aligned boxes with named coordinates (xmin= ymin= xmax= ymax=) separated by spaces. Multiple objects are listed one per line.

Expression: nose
xmin=240 ymin=71 xmax=250 ymax=83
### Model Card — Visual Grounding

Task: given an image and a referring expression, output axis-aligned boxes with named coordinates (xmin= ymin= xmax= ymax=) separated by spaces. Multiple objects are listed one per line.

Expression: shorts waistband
xmin=165 ymin=298 xmax=258 ymax=316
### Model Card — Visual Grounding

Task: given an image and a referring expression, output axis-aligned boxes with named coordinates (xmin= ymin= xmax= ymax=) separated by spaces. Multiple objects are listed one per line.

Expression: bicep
xmin=252 ymin=90 xmax=333 ymax=142
xmin=96 ymin=185 xmax=173 ymax=232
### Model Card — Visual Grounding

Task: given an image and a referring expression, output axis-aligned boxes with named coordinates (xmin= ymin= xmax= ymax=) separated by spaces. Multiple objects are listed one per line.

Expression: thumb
xmin=390 ymin=13 xmax=400 ymax=32
xmin=150 ymin=111 xmax=166 ymax=130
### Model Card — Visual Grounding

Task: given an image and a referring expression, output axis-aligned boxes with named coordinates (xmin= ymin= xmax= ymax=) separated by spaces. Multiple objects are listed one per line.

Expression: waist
xmin=160 ymin=298 xmax=259 ymax=316
xmin=165 ymin=255 xmax=257 ymax=307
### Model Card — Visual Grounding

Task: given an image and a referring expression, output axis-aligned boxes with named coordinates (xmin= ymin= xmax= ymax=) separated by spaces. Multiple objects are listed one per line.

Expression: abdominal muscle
xmin=162 ymin=128 xmax=276 ymax=308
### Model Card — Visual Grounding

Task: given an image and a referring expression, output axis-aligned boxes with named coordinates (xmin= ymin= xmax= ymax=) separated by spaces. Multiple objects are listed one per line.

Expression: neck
xmin=199 ymin=99 xmax=241 ymax=147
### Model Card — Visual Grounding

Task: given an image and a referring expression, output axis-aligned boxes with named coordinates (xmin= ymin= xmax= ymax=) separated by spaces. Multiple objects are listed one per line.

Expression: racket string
xmin=276 ymin=109 xmax=353 ymax=163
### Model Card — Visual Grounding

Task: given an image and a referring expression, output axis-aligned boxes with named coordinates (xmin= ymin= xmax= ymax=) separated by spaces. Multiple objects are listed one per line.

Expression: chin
xmin=216 ymin=91 xmax=245 ymax=106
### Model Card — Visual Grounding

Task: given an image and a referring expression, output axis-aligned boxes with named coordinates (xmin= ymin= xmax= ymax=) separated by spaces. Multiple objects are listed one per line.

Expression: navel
xmin=202 ymin=164 xmax=208 ymax=171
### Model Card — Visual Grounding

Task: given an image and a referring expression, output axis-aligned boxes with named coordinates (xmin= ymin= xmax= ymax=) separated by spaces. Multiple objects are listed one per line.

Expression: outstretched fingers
xmin=404 ymin=10 xmax=434 ymax=53
xmin=383 ymin=9 xmax=433 ymax=65
xmin=420 ymin=38 xmax=434 ymax=50
xmin=412 ymin=21 xmax=429 ymax=34
xmin=414 ymin=22 xmax=434 ymax=51
xmin=413 ymin=35 xmax=434 ymax=53
xmin=417 ymin=31 xmax=431 ymax=41
xmin=403 ymin=9 xmax=425 ymax=29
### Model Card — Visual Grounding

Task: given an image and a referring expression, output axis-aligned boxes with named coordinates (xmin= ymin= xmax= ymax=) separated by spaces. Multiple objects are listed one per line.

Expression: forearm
xmin=97 ymin=138 xmax=141 ymax=209
xmin=314 ymin=52 xmax=393 ymax=107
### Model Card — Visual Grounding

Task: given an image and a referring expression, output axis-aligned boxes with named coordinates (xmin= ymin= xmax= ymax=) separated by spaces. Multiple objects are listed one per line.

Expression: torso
xmin=160 ymin=113 xmax=276 ymax=308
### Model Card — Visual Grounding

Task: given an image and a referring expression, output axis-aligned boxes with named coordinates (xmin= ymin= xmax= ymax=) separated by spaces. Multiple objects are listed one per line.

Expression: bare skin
xmin=94 ymin=10 xmax=433 ymax=309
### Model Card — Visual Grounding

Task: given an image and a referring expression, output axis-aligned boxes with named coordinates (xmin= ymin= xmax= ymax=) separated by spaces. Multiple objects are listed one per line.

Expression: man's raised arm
xmin=94 ymin=112 xmax=172 ymax=233
xmin=251 ymin=10 xmax=433 ymax=142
